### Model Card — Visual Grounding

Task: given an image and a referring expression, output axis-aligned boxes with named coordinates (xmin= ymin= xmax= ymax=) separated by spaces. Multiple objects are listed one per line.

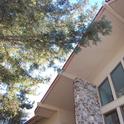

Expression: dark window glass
xmin=104 ymin=110 xmax=120 ymax=124
xmin=121 ymin=105 xmax=124 ymax=120
xmin=111 ymin=63 xmax=124 ymax=97
xmin=99 ymin=78 xmax=113 ymax=106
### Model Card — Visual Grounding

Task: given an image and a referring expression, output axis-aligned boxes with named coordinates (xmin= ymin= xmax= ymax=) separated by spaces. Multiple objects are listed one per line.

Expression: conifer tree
xmin=0 ymin=0 xmax=111 ymax=123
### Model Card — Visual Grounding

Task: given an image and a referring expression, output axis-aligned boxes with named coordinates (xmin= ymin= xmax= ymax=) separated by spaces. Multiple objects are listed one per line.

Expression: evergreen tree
xmin=0 ymin=0 xmax=112 ymax=123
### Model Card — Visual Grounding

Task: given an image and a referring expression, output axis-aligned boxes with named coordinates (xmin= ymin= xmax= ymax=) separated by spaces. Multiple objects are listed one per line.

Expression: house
xmin=26 ymin=0 xmax=124 ymax=123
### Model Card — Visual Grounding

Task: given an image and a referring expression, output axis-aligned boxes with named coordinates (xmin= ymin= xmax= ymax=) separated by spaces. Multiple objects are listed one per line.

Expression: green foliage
xmin=0 ymin=94 xmax=20 ymax=118
xmin=0 ymin=0 xmax=112 ymax=123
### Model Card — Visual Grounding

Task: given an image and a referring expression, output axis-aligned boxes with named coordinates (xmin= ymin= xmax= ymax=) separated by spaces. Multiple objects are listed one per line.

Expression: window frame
xmin=98 ymin=78 xmax=114 ymax=106
xmin=110 ymin=63 xmax=124 ymax=98
xmin=98 ymin=60 xmax=124 ymax=124
xmin=104 ymin=109 xmax=120 ymax=124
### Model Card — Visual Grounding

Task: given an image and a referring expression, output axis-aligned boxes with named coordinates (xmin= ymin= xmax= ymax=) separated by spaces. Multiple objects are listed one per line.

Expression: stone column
xmin=73 ymin=78 xmax=103 ymax=124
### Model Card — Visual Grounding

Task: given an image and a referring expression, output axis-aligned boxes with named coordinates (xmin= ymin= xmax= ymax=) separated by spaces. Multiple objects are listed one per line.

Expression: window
xmin=98 ymin=61 xmax=124 ymax=124
xmin=104 ymin=110 xmax=120 ymax=124
xmin=111 ymin=63 xmax=124 ymax=97
xmin=98 ymin=78 xmax=113 ymax=106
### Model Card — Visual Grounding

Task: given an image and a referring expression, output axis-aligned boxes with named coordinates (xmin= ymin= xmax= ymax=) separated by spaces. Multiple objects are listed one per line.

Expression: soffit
xmin=110 ymin=0 xmax=124 ymax=18
xmin=42 ymin=75 xmax=74 ymax=111
xmin=64 ymin=5 xmax=124 ymax=84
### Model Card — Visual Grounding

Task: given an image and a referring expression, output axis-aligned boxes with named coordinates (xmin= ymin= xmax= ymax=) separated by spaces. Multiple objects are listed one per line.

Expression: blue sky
xmin=70 ymin=0 xmax=104 ymax=13
xmin=70 ymin=0 xmax=104 ymax=6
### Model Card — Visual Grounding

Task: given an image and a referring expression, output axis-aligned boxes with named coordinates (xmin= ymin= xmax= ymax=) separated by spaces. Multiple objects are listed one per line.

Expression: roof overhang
xmin=36 ymin=75 xmax=74 ymax=111
xmin=35 ymin=103 xmax=57 ymax=118
xmin=61 ymin=0 xmax=124 ymax=85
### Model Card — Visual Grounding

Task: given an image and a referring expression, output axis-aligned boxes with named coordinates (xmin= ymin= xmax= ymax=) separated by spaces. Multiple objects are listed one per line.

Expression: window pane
xmin=104 ymin=110 xmax=120 ymax=124
xmin=111 ymin=63 xmax=124 ymax=97
xmin=99 ymin=78 xmax=113 ymax=106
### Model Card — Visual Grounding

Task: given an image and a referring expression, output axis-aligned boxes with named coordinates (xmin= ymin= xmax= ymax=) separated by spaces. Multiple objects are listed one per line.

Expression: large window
xmin=111 ymin=63 xmax=124 ymax=97
xmin=98 ymin=78 xmax=113 ymax=106
xmin=104 ymin=110 xmax=120 ymax=124
xmin=98 ymin=61 xmax=124 ymax=124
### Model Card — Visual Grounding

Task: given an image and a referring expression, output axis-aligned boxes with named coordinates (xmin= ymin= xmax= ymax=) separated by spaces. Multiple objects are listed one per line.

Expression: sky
xmin=26 ymin=0 xmax=105 ymax=120
xmin=70 ymin=0 xmax=104 ymax=6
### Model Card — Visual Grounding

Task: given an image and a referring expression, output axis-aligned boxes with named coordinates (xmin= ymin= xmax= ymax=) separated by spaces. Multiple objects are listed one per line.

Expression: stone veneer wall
xmin=73 ymin=78 xmax=103 ymax=124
